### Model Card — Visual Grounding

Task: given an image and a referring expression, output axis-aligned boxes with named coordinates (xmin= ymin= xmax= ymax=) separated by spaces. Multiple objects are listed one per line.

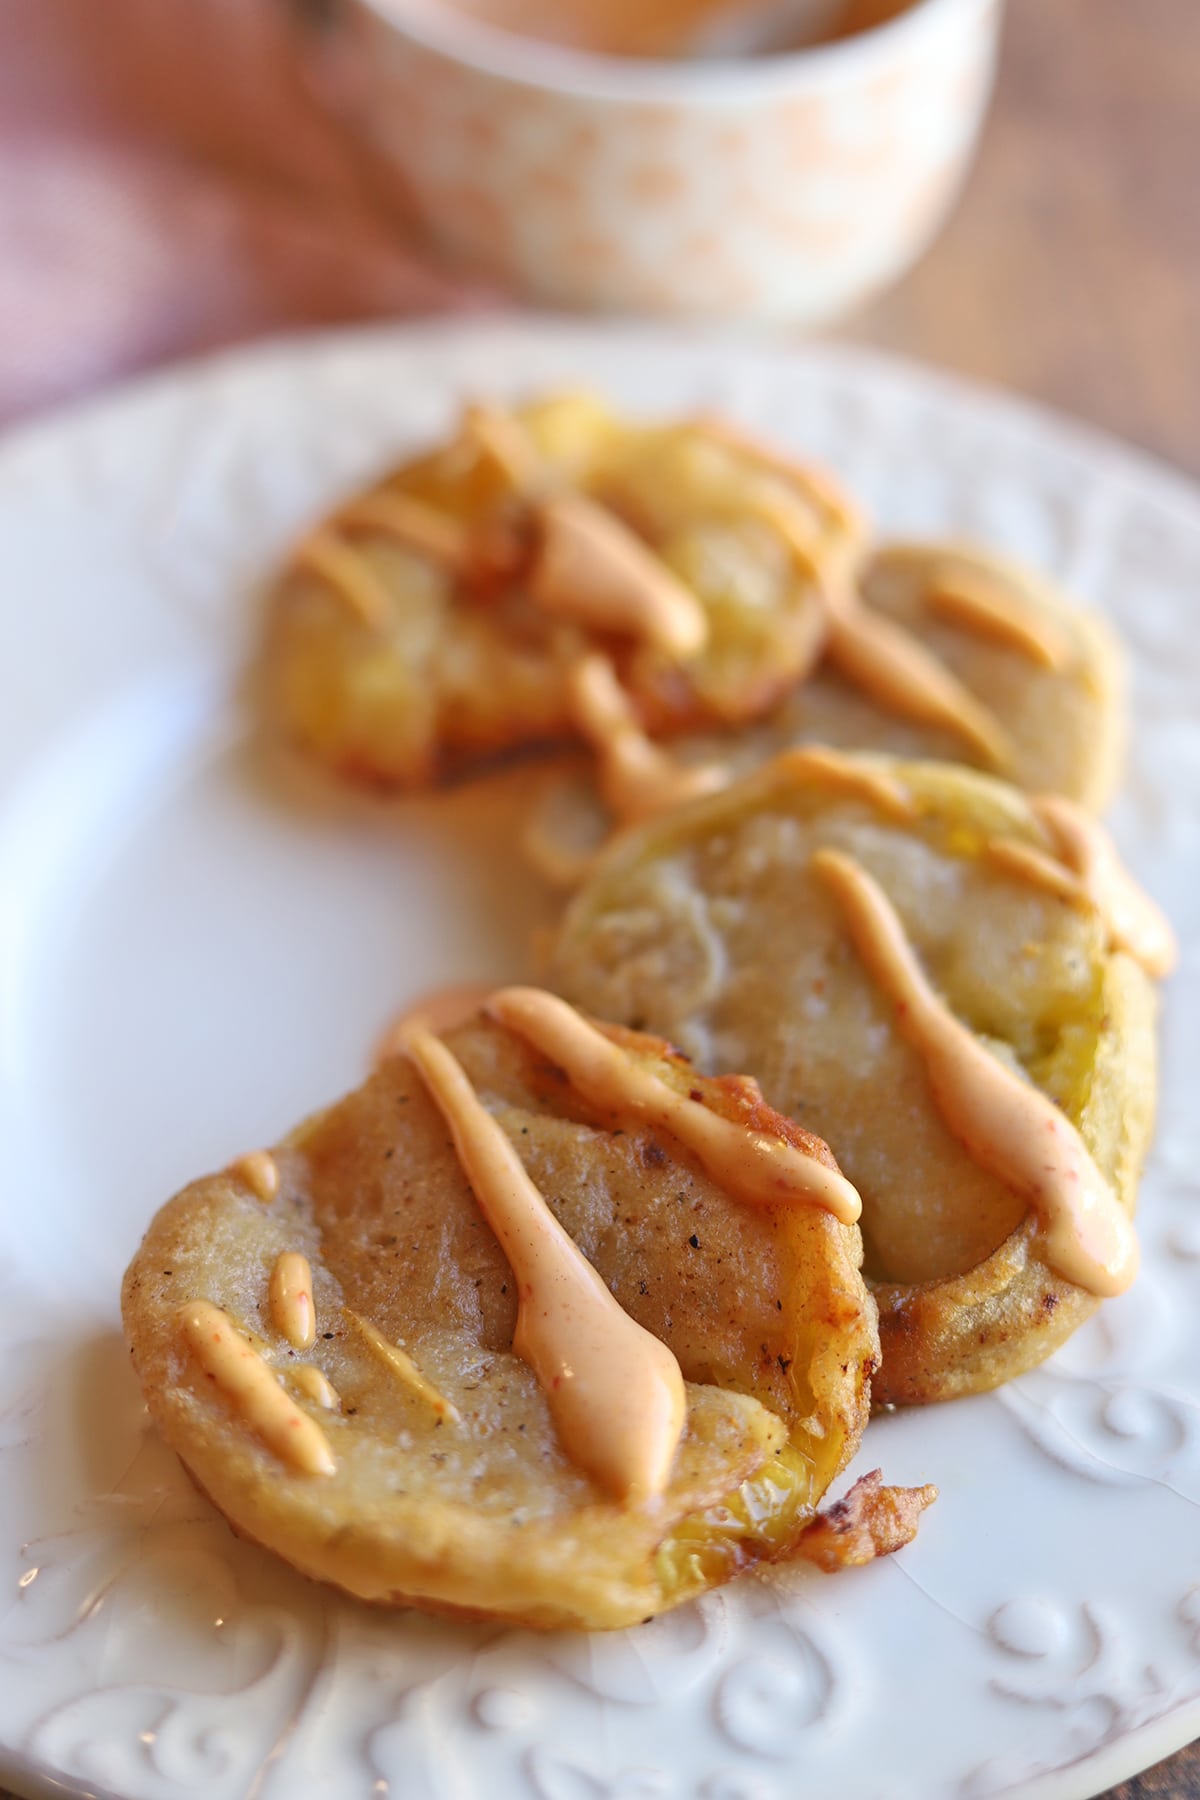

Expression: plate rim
xmin=2 ymin=317 xmax=1198 ymax=1800
xmin=3 ymin=315 xmax=1199 ymax=525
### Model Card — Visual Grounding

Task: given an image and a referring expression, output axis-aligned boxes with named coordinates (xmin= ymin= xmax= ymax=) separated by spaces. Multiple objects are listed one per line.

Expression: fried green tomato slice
xmin=549 ymin=754 xmax=1160 ymax=1405
xmin=741 ymin=541 xmax=1126 ymax=812
xmin=122 ymin=1013 xmax=878 ymax=1629
xmin=258 ymin=395 xmax=854 ymax=791
xmin=522 ymin=537 xmax=1126 ymax=884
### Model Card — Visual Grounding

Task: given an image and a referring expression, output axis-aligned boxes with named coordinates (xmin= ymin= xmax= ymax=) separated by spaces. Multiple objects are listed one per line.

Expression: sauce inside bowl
xmin=403 ymin=0 xmax=918 ymax=60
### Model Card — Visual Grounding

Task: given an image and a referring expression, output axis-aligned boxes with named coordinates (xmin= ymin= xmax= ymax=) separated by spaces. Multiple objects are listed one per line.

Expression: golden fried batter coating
xmin=550 ymin=754 xmax=1160 ymax=1404
xmin=259 ymin=396 xmax=857 ymax=791
xmin=123 ymin=1013 xmax=879 ymax=1629
xmin=795 ymin=1469 xmax=938 ymax=1572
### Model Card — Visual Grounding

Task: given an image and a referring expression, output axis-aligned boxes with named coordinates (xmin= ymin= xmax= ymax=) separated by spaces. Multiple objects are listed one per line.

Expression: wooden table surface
xmin=841 ymin=0 xmax=1200 ymax=485
xmin=1 ymin=2 xmax=1195 ymax=1797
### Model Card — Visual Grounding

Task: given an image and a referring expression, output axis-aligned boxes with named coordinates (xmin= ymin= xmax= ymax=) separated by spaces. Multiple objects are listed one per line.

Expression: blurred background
xmin=0 ymin=0 xmax=1195 ymax=477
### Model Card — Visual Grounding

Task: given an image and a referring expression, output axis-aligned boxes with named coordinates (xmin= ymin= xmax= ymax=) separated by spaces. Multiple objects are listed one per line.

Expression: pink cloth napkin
xmin=0 ymin=0 xmax=487 ymax=427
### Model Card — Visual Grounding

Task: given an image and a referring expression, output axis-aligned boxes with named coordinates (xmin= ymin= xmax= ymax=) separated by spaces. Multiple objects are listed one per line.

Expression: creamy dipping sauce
xmin=407 ymin=0 xmax=914 ymax=59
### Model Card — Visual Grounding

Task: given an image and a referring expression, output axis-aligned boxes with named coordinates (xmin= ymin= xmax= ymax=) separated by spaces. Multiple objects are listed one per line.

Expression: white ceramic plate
xmin=2 ymin=322 xmax=1199 ymax=1800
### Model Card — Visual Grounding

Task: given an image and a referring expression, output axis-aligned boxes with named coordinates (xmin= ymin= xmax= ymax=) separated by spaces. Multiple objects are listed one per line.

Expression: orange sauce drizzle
xmin=983 ymin=804 xmax=1176 ymax=980
xmin=269 ymin=1252 xmax=317 ymax=1351
xmin=337 ymin=492 xmax=470 ymax=574
xmin=463 ymin=403 xmax=543 ymax=491
xmin=733 ymin=487 xmax=828 ymax=579
xmin=822 ymin=567 xmax=1014 ymax=771
xmin=687 ymin=416 xmax=866 ymax=540
xmin=983 ymin=837 xmax=1084 ymax=905
xmin=1032 ymin=797 xmax=1177 ymax=979
xmin=487 ymin=987 xmax=862 ymax=1225
xmin=346 ymin=1310 xmax=459 ymax=1422
xmin=925 ymin=566 xmax=1073 ymax=670
xmin=290 ymin=528 xmax=394 ymax=632
xmin=520 ymin=786 xmax=607 ymax=889
xmin=812 ymin=848 xmax=1138 ymax=1297
xmin=566 ymin=652 xmax=727 ymax=822
xmin=402 ymin=1021 xmax=686 ymax=1502
xmin=230 ymin=1151 xmax=279 ymax=1204
xmin=373 ymin=981 xmax=498 ymax=1069
xmin=774 ymin=746 xmax=916 ymax=821
xmin=532 ymin=495 xmax=708 ymax=658
xmin=178 ymin=1301 xmax=337 ymax=1475
xmin=730 ymin=512 xmax=1014 ymax=771
xmin=291 ymin=1365 xmax=340 ymax=1410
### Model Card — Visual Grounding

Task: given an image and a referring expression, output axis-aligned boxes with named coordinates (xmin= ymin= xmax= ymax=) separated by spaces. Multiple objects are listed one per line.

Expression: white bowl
xmin=334 ymin=0 xmax=1004 ymax=322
